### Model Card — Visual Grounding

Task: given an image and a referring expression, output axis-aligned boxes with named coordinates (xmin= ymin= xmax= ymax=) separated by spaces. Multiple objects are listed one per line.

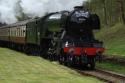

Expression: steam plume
xmin=0 ymin=0 xmax=87 ymax=24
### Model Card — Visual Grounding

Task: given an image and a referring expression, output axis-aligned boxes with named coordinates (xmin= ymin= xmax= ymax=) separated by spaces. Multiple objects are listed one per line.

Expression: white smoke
xmin=0 ymin=0 xmax=87 ymax=24
xmin=0 ymin=0 xmax=21 ymax=24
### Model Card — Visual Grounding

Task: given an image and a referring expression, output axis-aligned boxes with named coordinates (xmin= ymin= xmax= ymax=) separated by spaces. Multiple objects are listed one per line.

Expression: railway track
xmin=102 ymin=55 xmax=125 ymax=65
xmin=76 ymin=68 xmax=125 ymax=83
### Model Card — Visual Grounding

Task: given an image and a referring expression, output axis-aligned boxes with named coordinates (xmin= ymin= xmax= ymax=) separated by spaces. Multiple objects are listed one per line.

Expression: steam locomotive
xmin=0 ymin=6 xmax=104 ymax=69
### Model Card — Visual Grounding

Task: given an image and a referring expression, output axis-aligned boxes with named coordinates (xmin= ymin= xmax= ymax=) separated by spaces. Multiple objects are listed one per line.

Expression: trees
xmin=117 ymin=0 xmax=125 ymax=24
xmin=85 ymin=0 xmax=125 ymax=26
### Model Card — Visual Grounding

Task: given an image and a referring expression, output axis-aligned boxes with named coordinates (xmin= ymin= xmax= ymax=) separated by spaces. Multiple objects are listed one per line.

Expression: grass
xmin=95 ymin=23 xmax=125 ymax=74
xmin=95 ymin=23 xmax=125 ymax=56
xmin=0 ymin=48 xmax=104 ymax=83
xmin=96 ymin=61 xmax=125 ymax=75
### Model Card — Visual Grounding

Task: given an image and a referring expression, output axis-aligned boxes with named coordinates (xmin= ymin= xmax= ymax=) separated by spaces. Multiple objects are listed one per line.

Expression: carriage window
xmin=18 ymin=28 xmax=20 ymax=37
xmin=17 ymin=28 xmax=19 ymax=37
xmin=23 ymin=30 xmax=25 ymax=37
xmin=23 ymin=26 xmax=26 ymax=37
xmin=21 ymin=28 xmax=23 ymax=37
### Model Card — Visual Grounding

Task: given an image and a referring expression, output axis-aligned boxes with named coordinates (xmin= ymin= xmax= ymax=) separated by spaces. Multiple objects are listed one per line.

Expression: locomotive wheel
xmin=90 ymin=62 xmax=95 ymax=70
xmin=47 ymin=46 xmax=56 ymax=61
xmin=41 ymin=45 xmax=50 ymax=59
xmin=64 ymin=56 xmax=68 ymax=66
xmin=59 ymin=55 xmax=64 ymax=64
xmin=66 ymin=55 xmax=71 ymax=66
xmin=58 ymin=49 xmax=64 ymax=64
xmin=66 ymin=54 xmax=74 ymax=67
xmin=88 ymin=58 xmax=95 ymax=70
xmin=48 ymin=53 xmax=54 ymax=61
xmin=24 ymin=45 xmax=30 ymax=55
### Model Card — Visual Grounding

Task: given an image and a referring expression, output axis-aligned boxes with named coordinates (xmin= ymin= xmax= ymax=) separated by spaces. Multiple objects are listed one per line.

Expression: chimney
xmin=74 ymin=6 xmax=83 ymax=10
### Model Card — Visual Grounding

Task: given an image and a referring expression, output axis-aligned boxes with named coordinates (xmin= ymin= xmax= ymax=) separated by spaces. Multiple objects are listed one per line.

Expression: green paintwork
xmin=26 ymin=13 xmax=63 ymax=45
xmin=47 ymin=20 xmax=61 ymax=32
xmin=26 ymin=21 xmax=38 ymax=45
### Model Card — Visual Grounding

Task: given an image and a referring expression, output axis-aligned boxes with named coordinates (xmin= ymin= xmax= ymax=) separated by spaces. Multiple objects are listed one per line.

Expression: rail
xmin=75 ymin=68 xmax=125 ymax=83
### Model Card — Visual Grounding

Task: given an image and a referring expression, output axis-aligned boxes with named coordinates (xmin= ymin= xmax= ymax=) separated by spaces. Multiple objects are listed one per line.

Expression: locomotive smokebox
xmin=65 ymin=5 xmax=101 ymax=31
